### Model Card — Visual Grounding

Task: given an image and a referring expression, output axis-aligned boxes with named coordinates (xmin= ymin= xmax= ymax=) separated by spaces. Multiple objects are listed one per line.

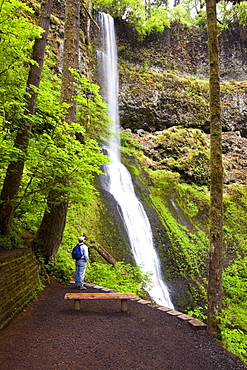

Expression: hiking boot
xmin=78 ymin=286 xmax=87 ymax=290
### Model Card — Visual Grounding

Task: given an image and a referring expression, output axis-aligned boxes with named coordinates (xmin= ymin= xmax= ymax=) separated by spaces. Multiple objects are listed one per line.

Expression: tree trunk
xmin=60 ymin=0 xmax=80 ymax=123
xmin=0 ymin=0 xmax=53 ymax=236
xmin=206 ymin=0 xmax=224 ymax=337
xmin=31 ymin=189 xmax=68 ymax=263
xmin=32 ymin=0 xmax=80 ymax=260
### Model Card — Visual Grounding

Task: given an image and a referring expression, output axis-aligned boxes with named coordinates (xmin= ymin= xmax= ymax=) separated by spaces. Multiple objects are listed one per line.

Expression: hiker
xmin=74 ymin=236 xmax=89 ymax=290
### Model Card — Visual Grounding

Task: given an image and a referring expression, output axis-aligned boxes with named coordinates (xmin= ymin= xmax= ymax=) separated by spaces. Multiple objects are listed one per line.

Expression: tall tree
xmin=0 ymin=0 xmax=53 ymax=236
xmin=31 ymin=0 xmax=80 ymax=262
xmin=206 ymin=0 xmax=245 ymax=338
xmin=206 ymin=0 xmax=223 ymax=337
xmin=206 ymin=0 xmax=223 ymax=336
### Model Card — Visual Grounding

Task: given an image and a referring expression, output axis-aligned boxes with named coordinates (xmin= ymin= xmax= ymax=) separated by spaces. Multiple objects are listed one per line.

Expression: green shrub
xmin=46 ymin=259 xmax=74 ymax=284
xmin=85 ymin=261 xmax=152 ymax=298
xmin=219 ymin=325 xmax=247 ymax=363
xmin=187 ymin=306 xmax=207 ymax=321
xmin=220 ymin=257 xmax=247 ymax=363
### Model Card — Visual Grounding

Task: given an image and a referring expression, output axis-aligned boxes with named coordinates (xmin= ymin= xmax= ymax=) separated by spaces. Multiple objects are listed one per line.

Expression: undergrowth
xmin=45 ymin=255 xmax=151 ymax=299
xmin=219 ymin=257 xmax=247 ymax=363
xmin=85 ymin=261 xmax=151 ymax=298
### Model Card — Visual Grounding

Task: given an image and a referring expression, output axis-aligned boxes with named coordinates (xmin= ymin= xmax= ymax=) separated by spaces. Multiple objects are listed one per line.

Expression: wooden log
xmin=88 ymin=239 xmax=117 ymax=266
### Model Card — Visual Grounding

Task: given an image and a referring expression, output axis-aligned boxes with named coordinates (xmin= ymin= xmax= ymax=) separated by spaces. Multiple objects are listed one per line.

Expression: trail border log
xmin=64 ymin=292 xmax=136 ymax=311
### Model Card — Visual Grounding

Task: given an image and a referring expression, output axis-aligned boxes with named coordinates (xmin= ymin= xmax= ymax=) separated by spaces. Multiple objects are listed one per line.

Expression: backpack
xmin=72 ymin=243 xmax=83 ymax=260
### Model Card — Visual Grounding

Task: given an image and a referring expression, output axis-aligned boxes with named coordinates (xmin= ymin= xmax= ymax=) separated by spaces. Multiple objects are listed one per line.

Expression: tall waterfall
xmin=97 ymin=12 xmax=174 ymax=309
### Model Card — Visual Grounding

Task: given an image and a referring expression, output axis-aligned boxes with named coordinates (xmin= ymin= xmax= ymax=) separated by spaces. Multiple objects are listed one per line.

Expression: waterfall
xmin=97 ymin=12 xmax=174 ymax=309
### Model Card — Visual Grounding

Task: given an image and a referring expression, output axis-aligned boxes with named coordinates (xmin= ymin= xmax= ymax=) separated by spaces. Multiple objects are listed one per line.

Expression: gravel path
xmin=0 ymin=278 xmax=246 ymax=370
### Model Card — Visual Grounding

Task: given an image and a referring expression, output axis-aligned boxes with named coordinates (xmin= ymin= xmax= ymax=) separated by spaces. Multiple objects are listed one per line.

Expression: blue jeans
xmin=75 ymin=260 xmax=87 ymax=287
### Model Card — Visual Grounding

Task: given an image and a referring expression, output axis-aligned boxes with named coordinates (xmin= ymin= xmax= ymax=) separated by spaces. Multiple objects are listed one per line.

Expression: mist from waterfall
xmin=96 ymin=12 xmax=174 ymax=309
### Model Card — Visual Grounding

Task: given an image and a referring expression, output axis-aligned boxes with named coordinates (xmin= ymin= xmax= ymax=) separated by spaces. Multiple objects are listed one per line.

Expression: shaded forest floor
xmin=0 ymin=278 xmax=246 ymax=370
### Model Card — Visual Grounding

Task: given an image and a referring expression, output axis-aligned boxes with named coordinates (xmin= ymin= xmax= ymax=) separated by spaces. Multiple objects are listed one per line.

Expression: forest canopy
xmin=93 ymin=0 xmax=247 ymax=36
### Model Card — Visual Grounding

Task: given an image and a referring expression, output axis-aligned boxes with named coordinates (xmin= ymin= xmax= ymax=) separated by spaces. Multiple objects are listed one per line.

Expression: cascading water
xmin=97 ymin=12 xmax=174 ymax=309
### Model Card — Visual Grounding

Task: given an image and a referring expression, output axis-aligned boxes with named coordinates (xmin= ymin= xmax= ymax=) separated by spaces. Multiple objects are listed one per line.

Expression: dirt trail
xmin=0 ymin=278 xmax=246 ymax=370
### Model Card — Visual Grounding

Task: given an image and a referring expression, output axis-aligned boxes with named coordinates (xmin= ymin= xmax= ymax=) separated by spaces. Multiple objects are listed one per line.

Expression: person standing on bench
xmin=75 ymin=236 xmax=89 ymax=290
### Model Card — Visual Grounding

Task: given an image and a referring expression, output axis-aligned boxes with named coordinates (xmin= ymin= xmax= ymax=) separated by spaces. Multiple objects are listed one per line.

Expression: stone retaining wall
xmin=0 ymin=248 xmax=40 ymax=331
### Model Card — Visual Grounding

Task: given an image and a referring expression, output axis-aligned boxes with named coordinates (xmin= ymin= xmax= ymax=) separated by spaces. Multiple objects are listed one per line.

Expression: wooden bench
xmin=64 ymin=292 xmax=136 ymax=312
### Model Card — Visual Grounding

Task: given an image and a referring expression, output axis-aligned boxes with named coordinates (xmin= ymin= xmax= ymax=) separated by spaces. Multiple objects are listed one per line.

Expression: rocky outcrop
xmin=118 ymin=69 xmax=247 ymax=138
xmin=119 ymin=71 xmax=210 ymax=133
xmin=124 ymin=127 xmax=247 ymax=187
xmin=222 ymin=131 xmax=247 ymax=185
xmin=221 ymin=85 xmax=247 ymax=136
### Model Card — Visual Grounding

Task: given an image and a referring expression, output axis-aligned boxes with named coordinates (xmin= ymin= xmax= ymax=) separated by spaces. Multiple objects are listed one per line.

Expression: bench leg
xmin=121 ymin=299 xmax=128 ymax=312
xmin=74 ymin=299 xmax=81 ymax=310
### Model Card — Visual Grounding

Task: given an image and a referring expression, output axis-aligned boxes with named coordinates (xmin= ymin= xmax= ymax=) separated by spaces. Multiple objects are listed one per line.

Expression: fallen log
xmin=84 ymin=235 xmax=117 ymax=266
